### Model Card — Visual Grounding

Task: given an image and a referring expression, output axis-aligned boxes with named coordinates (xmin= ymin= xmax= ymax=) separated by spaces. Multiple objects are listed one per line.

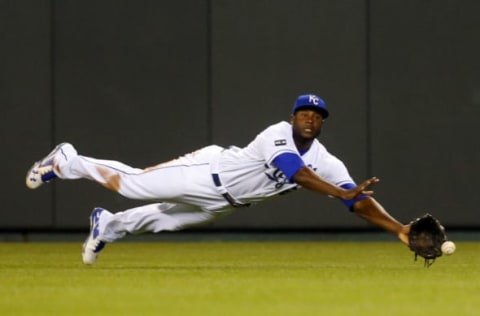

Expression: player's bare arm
xmin=352 ymin=197 xmax=410 ymax=245
xmin=293 ymin=165 xmax=410 ymax=245
xmin=292 ymin=166 xmax=379 ymax=200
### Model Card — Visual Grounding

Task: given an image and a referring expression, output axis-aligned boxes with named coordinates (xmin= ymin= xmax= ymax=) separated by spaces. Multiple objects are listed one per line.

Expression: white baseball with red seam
xmin=441 ymin=241 xmax=456 ymax=255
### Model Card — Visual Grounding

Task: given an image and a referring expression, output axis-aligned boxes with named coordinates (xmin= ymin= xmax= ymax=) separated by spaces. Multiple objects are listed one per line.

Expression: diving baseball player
xmin=26 ymin=94 xmax=410 ymax=265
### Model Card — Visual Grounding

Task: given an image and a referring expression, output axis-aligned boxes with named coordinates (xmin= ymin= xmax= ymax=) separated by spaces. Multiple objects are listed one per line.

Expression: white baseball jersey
xmin=217 ymin=121 xmax=354 ymax=204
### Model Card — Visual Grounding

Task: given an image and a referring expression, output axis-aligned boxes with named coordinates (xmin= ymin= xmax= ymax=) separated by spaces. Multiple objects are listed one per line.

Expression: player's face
xmin=290 ymin=109 xmax=324 ymax=141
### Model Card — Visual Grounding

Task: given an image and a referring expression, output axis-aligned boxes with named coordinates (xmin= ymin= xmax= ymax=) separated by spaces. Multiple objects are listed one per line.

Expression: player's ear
xmin=289 ymin=114 xmax=295 ymax=124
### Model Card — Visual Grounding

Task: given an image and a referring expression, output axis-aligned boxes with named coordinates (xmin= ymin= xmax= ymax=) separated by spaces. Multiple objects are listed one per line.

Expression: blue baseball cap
xmin=292 ymin=94 xmax=329 ymax=118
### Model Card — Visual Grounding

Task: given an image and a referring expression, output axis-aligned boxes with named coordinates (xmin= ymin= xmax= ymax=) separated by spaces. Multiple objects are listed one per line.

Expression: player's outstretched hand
xmin=398 ymin=224 xmax=410 ymax=245
xmin=343 ymin=177 xmax=380 ymax=200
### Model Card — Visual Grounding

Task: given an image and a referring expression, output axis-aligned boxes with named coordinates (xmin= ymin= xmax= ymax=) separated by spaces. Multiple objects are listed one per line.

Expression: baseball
xmin=441 ymin=241 xmax=456 ymax=255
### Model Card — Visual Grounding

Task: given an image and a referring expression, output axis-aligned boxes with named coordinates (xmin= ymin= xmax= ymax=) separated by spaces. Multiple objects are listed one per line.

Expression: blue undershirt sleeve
xmin=339 ymin=183 xmax=369 ymax=212
xmin=272 ymin=153 xmax=306 ymax=182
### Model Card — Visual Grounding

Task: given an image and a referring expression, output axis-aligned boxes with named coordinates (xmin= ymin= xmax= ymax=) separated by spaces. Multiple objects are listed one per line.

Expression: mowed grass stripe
xmin=0 ymin=242 xmax=479 ymax=316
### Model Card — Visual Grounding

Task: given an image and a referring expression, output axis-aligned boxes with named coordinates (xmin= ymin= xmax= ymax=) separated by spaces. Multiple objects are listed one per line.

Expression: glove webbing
xmin=414 ymin=253 xmax=435 ymax=268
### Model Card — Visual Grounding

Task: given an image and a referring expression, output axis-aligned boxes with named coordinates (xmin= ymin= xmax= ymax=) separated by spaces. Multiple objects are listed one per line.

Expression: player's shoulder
xmin=257 ymin=122 xmax=293 ymax=143
xmin=261 ymin=121 xmax=291 ymax=135
xmin=308 ymin=140 xmax=345 ymax=165
xmin=307 ymin=138 xmax=329 ymax=156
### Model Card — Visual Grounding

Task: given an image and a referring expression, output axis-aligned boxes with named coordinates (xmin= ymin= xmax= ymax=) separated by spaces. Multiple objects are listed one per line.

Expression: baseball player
xmin=26 ymin=94 xmax=410 ymax=265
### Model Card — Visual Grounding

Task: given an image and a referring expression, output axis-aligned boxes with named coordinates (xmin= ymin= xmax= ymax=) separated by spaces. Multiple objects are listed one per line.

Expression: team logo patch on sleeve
xmin=274 ymin=139 xmax=287 ymax=146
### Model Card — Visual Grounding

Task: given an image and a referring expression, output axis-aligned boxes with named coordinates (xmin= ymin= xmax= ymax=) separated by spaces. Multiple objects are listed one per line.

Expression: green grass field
xmin=1 ymin=241 xmax=479 ymax=316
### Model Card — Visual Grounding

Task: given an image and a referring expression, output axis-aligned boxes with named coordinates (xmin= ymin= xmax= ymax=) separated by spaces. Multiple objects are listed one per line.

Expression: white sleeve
xmin=255 ymin=123 xmax=299 ymax=165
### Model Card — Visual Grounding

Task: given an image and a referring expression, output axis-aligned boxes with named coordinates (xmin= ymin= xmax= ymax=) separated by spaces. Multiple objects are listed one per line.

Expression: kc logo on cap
xmin=308 ymin=95 xmax=320 ymax=105
xmin=292 ymin=93 xmax=329 ymax=118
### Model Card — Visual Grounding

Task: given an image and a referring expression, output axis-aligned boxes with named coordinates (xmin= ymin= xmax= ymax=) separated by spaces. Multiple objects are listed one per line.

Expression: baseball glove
xmin=408 ymin=213 xmax=447 ymax=267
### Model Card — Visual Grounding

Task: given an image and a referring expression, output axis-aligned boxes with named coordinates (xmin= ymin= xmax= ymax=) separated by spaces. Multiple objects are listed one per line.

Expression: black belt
xmin=212 ymin=173 xmax=250 ymax=208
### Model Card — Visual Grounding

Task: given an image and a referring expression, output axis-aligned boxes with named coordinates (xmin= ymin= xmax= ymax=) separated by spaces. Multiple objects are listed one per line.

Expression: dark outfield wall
xmin=1 ymin=0 xmax=479 ymax=230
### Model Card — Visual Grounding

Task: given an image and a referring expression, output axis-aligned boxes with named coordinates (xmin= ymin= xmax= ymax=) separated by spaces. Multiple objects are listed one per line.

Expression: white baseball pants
xmin=53 ymin=143 xmax=232 ymax=242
